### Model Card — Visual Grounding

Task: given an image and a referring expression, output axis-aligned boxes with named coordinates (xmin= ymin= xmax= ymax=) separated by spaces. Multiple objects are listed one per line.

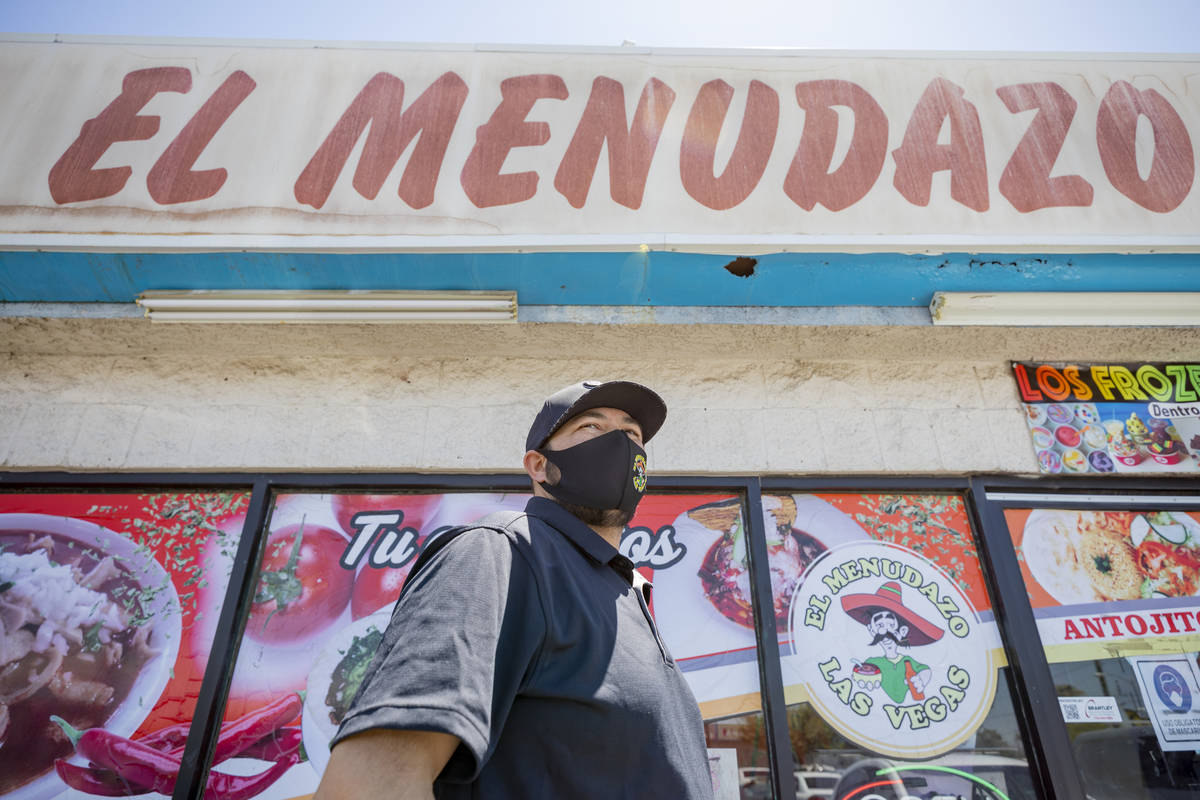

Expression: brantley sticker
xmin=788 ymin=542 xmax=999 ymax=759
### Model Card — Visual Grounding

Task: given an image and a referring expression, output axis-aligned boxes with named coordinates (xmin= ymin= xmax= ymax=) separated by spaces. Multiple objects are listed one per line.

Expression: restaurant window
xmin=768 ymin=492 xmax=1038 ymax=800
xmin=1002 ymin=500 xmax=1200 ymax=799
xmin=0 ymin=489 xmax=252 ymax=800
xmin=222 ymin=489 xmax=766 ymax=800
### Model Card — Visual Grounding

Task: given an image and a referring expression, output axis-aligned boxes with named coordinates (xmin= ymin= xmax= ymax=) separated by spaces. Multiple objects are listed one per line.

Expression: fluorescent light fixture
xmin=137 ymin=290 xmax=517 ymax=323
xmin=929 ymin=292 xmax=1200 ymax=327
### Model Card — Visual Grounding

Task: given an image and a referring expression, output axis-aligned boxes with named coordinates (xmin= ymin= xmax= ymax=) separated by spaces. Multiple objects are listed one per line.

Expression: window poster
xmin=0 ymin=491 xmax=250 ymax=800
xmin=219 ymin=491 xmax=762 ymax=800
xmin=1005 ymin=507 xmax=1200 ymax=662
xmin=777 ymin=494 xmax=1007 ymax=761
xmin=1012 ymin=361 xmax=1200 ymax=474
xmin=1128 ymin=654 xmax=1200 ymax=752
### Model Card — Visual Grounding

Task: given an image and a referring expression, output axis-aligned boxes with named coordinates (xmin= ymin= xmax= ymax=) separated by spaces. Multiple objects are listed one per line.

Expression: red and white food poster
xmin=222 ymin=491 xmax=766 ymax=800
xmin=0 ymin=491 xmax=250 ymax=800
xmin=1005 ymin=507 xmax=1200 ymax=662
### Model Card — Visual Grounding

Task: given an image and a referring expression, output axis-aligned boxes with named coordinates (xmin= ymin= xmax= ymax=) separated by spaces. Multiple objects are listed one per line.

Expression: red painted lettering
xmin=1081 ymin=617 xmax=1106 ymax=638
xmin=996 ymin=82 xmax=1093 ymax=212
xmin=1097 ymin=81 xmax=1195 ymax=213
xmin=48 ymin=67 xmax=191 ymax=204
xmin=1124 ymin=614 xmax=1148 ymax=635
xmin=1174 ymin=611 xmax=1197 ymax=633
xmin=892 ymin=78 xmax=989 ymax=211
xmin=1163 ymin=613 xmax=1181 ymax=634
xmin=784 ymin=80 xmax=887 ymax=211
xmin=146 ymin=70 xmax=255 ymax=204
xmin=1149 ymin=613 xmax=1167 ymax=635
xmin=460 ymin=74 xmax=568 ymax=208
xmin=553 ymin=77 xmax=676 ymax=209
xmin=680 ymin=79 xmax=779 ymax=210
xmin=1063 ymin=619 xmax=1083 ymax=640
xmin=1013 ymin=363 xmax=1044 ymax=402
xmin=295 ymin=71 xmax=468 ymax=210
xmin=1100 ymin=615 xmax=1124 ymax=636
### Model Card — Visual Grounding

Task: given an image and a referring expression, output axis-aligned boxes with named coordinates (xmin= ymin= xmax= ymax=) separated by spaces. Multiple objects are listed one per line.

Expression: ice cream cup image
xmin=1074 ymin=404 xmax=1099 ymax=425
xmin=1061 ymin=448 xmax=1089 ymax=473
xmin=1054 ymin=424 xmax=1082 ymax=449
xmin=1087 ymin=450 xmax=1115 ymax=473
xmin=1046 ymin=404 xmax=1074 ymax=425
xmin=1147 ymin=440 xmax=1185 ymax=465
xmin=1079 ymin=424 xmax=1108 ymax=453
xmin=1030 ymin=426 xmax=1055 ymax=451
xmin=1108 ymin=437 xmax=1143 ymax=467
xmin=1024 ymin=404 xmax=1047 ymax=426
xmin=1038 ymin=449 xmax=1063 ymax=473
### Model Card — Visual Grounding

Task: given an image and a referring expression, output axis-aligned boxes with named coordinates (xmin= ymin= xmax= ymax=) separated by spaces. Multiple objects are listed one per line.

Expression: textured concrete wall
xmin=2 ymin=318 xmax=1197 ymax=475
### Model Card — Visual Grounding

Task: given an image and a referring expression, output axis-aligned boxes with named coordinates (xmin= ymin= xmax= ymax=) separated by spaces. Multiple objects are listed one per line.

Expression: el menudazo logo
xmin=788 ymin=542 xmax=1000 ymax=759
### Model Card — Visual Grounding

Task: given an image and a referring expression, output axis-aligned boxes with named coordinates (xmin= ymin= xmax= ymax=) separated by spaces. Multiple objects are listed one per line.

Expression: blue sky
xmin=3 ymin=0 xmax=1199 ymax=52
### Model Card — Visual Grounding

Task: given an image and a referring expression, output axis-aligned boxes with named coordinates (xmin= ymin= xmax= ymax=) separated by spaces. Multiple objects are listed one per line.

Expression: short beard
xmin=555 ymin=499 xmax=634 ymax=529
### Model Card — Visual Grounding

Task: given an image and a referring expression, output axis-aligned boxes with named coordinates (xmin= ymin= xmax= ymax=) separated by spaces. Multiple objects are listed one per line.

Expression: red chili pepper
xmin=55 ymin=760 xmax=151 ymax=797
xmin=231 ymin=727 xmax=303 ymax=763
xmin=133 ymin=721 xmax=191 ymax=752
xmin=210 ymin=693 xmax=303 ymax=763
xmin=50 ymin=697 xmax=304 ymax=800
xmin=55 ymin=729 xmax=304 ymax=798
xmin=205 ymin=746 xmax=302 ymax=800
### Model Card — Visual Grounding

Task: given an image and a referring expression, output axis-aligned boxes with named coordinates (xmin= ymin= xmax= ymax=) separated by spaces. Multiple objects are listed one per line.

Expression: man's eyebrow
xmin=575 ymin=409 xmax=641 ymax=429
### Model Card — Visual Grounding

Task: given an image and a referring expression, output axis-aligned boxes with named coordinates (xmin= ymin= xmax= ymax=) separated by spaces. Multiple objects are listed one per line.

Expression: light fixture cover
xmin=137 ymin=290 xmax=517 ymax=323
xmin=929 ymin=292 xmax=1200 ymax=327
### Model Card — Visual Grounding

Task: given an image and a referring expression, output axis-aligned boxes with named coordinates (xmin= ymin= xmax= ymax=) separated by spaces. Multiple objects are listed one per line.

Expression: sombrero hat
xmin=840 ymin=581 xmax=944 ymax=646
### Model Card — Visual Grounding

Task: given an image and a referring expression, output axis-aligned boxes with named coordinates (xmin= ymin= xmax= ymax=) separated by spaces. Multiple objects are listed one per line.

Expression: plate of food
xmin=0 ymin=513 xmax=182 ymax=800
xmin=653 ymin=494 xmax=870 ymax=661
xmin=1022 ymin=509 xmax=1200 ymax=603
xmin=302 ymin=610 xmax=391 ymax=775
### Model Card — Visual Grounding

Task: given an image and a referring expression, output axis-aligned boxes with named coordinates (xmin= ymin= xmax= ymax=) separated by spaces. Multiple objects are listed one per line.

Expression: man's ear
xmin=523 ymin=449 xmax=549 ymax=484
xmin=898 ymin=624 xmax=909 ymax=638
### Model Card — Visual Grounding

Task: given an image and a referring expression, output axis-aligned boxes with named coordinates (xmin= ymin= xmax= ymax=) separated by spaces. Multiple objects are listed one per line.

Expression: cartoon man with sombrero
xmin=842 ymin=581 xmax=944 ymax=704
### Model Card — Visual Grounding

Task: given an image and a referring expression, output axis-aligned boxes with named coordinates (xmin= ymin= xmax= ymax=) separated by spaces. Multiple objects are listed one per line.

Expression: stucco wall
xmin=2 ymin=318 xmax=1197 ymax=474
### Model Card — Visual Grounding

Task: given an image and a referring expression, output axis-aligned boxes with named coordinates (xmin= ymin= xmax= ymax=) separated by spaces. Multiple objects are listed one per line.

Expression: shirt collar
xmin=525 ymin=496 xmax=619 ymax=565
xmin=523 ymin=498 xmax=651 ymax=593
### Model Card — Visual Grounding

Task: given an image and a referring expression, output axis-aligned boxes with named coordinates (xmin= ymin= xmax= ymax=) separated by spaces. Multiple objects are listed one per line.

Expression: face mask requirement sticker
xmin=788 ymin=541 xmax=999 ymax=759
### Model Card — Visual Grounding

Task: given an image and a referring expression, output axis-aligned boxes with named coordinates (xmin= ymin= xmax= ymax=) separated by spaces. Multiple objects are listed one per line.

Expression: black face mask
xmin=540 ymin=429 xmax=648 ymax=515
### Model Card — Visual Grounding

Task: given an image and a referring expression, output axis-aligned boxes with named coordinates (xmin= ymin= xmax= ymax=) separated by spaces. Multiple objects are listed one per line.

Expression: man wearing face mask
xmin=316 ymin=380 xmax=715 ymax=800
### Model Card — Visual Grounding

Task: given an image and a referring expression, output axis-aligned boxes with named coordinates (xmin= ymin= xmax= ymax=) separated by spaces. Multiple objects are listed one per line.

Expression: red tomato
xmin=246 ymin=523 xmax=355 ymax=644
xmin=351 ymin=563 xmax=415 ymax=619
xmin=331 ymin=493 xmax=441 ymax=537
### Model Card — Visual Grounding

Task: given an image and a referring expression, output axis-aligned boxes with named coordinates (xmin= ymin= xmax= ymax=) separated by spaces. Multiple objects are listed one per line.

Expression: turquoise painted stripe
xmin=0 ymin=251 xmax=1196 ymax=306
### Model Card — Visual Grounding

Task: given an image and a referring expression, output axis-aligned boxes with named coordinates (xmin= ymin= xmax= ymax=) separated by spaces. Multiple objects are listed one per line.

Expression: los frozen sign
xmin=1013 ymin=362 xmax=1200 ymax=474
xmin=787 ymin=541 xmax=1000 ymax=759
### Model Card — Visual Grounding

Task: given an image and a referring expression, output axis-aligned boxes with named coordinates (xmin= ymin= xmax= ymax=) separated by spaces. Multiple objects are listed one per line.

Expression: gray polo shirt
xmin=333 ymin=496 xmax=715 ymax=800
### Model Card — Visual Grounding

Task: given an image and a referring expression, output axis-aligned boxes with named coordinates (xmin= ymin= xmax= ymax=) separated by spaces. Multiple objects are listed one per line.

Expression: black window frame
xmin=3 ymin=470 xmax=1197 ymax=800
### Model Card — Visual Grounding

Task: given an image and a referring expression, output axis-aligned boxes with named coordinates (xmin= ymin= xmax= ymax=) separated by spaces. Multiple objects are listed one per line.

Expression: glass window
xmin=0 ymin=490 xmax=251 ymax=800
xmin=224 ymin=490 xmax=764 ymax=800
xmin=769 ymin=492 xmax=1038 ymax=800
xmin=1004 ymin=504 xmax=1200 ymax=799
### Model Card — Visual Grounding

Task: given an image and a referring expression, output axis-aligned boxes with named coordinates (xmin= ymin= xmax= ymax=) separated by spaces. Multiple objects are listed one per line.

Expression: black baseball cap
xmin=526 ymin=380 xmax=668 ymax=452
